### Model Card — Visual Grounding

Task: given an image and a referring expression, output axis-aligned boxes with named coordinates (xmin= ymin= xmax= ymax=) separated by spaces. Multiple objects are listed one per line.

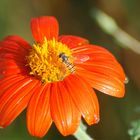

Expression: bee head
xmin=59 ymin=52 xmax=68 ymax=62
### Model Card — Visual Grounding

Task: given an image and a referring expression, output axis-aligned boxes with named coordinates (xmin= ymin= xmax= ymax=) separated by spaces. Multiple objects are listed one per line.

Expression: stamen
xmin=26 ymin=38 xmax=74 ymax=83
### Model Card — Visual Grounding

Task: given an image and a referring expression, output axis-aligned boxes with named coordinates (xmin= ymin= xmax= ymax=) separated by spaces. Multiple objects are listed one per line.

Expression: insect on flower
xmin=59 ymin=52 xmax=75 ymax=74
xmin=0 ymin=16 xmax=125 ymax=138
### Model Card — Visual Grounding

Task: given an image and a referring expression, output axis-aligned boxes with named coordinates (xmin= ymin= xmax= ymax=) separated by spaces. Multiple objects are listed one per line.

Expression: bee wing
xmin=73 ymin=54 xmax=89 ymax=64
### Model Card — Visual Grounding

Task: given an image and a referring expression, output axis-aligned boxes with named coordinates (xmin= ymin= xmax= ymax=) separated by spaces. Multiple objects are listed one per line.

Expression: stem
xmin=73 ymin=121 xmax=94 ymax=140
xmin=90 ymin=8 xmax=140 ymax=54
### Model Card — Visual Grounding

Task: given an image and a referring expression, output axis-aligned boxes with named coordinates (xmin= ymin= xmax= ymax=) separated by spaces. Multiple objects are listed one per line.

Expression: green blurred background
xmin=0 ymin=0 xmax=140 ymax=140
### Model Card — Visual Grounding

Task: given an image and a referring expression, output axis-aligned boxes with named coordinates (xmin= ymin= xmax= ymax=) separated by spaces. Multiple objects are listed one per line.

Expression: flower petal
xmin=77 ymin=68 xmax=125 ymax=98
xmin=0 ymin=39 xmax=29 ymax=76
xmin=75 ymin=45 xmax=125 ymax=97
xmin=58 ymin=35 xmax=88 ymax=49
xmin=50 ymin=82 xmax=81 ymax=136
xmin=72 ymin=44 xmax=117 ymax=58
xmin=0 ymin=36 xmax=30 ymax=76
xmin=0 ymin=74 xmax=26 ymax=94
xmin=3 ymin=35 xmax=31 ymax=50
xmin=64 ymin=75 xmax=99 ymax=125
xmin=0 ymin=58 xmax=28 ymax=76
xmin=0 ymin=53 xmax=26 ymax=63
xmin=0 ymin=68 xmax=28 ymax=76
xmin=31 ymin=16 xmax=59 ymax=43
xmin=27 ymin=84 xmax=52 ymax=138
xmin=0 ymin=79 xmax=39 ymax=127
xmin=0 ymin=36 xmax=31 ymax=55
xmin=0 ymin=77 xmax=33 ymax=114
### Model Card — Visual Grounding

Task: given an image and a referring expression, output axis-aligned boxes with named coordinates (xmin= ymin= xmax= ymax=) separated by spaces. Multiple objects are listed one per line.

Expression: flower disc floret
xmin=26 ymin=38 xmax=73 ymax=83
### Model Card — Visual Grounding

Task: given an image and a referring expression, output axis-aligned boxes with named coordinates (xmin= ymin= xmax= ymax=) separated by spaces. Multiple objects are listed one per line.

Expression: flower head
xmin=0 ymin=16 xmax=125 ymax=137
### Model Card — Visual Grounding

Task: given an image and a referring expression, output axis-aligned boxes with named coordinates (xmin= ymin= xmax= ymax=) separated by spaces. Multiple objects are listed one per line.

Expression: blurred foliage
xmin=0 ymin=0 xmax=140 ymax=140
xmin=128 ymin=119 xmax=140 ymax=140
xmin=128 ymin=107 xmax=140 ymax=140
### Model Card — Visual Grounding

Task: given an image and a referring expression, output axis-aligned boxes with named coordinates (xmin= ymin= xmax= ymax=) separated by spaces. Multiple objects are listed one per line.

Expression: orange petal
xmin=0 ymin=36 xmax=31 ymax=55
xmin=0 ymin=46 xmax=26 ymax=56
xmin=4 ymin=35 xmax=31 ymax=50
xmin=50 ymin=82 xmax=81 ymax=136
xmin=1 ymin=67 xmax=28 ymax=76
xmin=77 ymin=61 xmax=124 ymax=81
xmin=0 ymin=74 xmax=26 ymax=94
xmin=74 ymin=45 xmax=125 ymax=97
xmin=0 ymin=37 xmax=29 ymax=76
xmin=77 ymin=68 xmax=125 ymax=98
xmin=0 ymin=53 xmax=26 ymax=63
xmin=0 ymin=59 xmax=27 ymax=74
xmin=31 ymin=16 xmax=59 ymax=43
xmin=0 ymin=77 xmax=33 ymax=114
xmin=27 ymin=84 xmax=52 ymax=138
xmin=0 ymin=79 xmax=39 ymax=127
xmin=58 ymin=35 xmax=88 ymax=49
xmin=0 ymin=59 xmax=25 ymax=68
xmin=72 ymin=44 xmax=117 ymax=64
xmin=64 ymin=75 xmax=99 ymax=125
xmin=73 ymin=44 xmax=114 ymax=57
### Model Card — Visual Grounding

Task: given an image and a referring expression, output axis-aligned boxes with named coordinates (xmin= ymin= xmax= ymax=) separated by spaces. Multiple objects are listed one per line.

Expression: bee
xmin=59 ymin=53 xmax=75 ymax=73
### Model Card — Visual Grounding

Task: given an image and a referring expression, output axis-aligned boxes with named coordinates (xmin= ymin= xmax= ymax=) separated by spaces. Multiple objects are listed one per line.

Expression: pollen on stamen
xmin=26 ymin=38 xmax=74 ymax=83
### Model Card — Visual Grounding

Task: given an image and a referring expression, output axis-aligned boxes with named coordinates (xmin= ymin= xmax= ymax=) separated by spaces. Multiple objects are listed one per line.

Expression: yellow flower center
xmin=26 ymin=38 xmax=75 ymax=83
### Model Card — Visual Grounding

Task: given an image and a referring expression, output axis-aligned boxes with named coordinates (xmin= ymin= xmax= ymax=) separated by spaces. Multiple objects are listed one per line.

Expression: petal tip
xmin=0 ymin=126 xmax=4 ymax=129
xmin=85 ymin=114 xmax=100 ymax=125
xmin=31 ymin=16 xmax=59 ymax=42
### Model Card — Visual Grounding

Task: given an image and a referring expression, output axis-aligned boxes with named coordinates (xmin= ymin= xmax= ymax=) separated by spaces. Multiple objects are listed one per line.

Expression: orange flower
xmin=0 ymin=16 xmax=125 ymax=137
